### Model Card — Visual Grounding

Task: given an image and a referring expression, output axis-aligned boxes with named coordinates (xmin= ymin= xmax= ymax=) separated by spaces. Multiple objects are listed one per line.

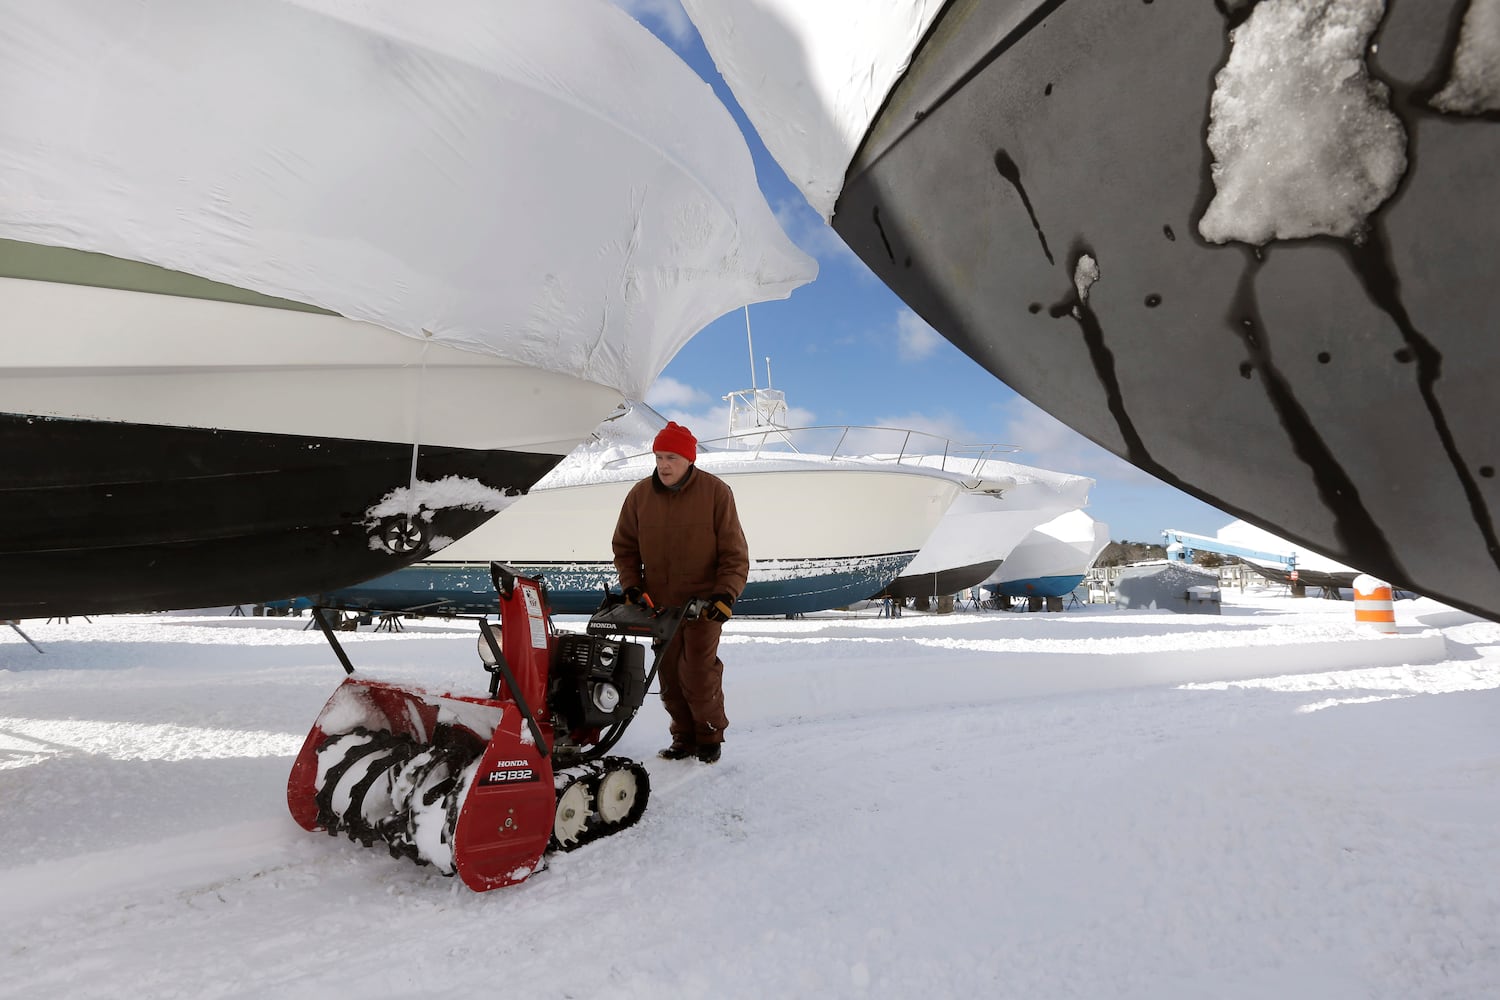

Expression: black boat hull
xmin=0 ymin=414 xmax=559 ymax=619
xmin=834 ymin=0 xmax=1500 ymax=620
xmin=883 ymin=559 xmax=1003 ymax=601
xmin=1244 ymin=563 xmax=1361 ymax=596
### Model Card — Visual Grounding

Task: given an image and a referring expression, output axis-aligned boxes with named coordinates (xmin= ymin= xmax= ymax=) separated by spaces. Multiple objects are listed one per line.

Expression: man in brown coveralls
xmin=612 ymin=421 xmax=749 ymax=764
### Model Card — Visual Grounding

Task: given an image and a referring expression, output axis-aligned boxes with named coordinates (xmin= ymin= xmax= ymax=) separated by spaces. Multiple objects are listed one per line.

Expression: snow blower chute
xmin=287 ymin=563 xmax=701 ymax=891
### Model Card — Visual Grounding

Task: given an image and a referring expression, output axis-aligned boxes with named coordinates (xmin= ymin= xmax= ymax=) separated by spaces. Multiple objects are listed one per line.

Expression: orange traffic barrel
xmin=1353 ymin=574 xmax=1397 ymax=634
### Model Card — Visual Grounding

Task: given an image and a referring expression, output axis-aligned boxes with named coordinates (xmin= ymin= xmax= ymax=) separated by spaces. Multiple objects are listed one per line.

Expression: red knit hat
xmin=652 ymin=421 xmax=697 ymax=463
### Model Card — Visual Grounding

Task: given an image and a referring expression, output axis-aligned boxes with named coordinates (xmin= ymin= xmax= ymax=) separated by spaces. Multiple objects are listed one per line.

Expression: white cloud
xmin=645 ymin=377 xmax=728 ymax=442
xmin=871 ymin=410 xmax=973 ymax=443
xmin=657 ymin=406 xmax=726 ymax=441
xmin=866 ymin=396 xmax=1153 ymax=485
xmin=608 ymin=0 xmax=695 ymax=45
xmin=783 ymin=403 xmax=818 ymax=427
xmin=894 ymin=309 xmax=943 ymax=361
xmin=643 ymin=375 xmax=709 ymax=410
xmin=826 ymin=410 xmax=986 ymax=461
xmin=992 ymin=395 xmax=1156 ymax=485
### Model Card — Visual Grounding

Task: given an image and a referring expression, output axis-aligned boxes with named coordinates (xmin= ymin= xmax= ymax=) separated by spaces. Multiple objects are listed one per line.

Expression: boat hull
xmin=990 ymin=574 xmax=1086 ymax=601
xmin=304 ymin=552 xmax=916 ymax=618
xmin=1 ymin=272 xmax=621 ymax=454
xmin=292 ymin=465 xmax=958 ymax=617
xmin=888 ymin=474 xmax=1094 ymax=598
xmin=987 ymin=510 xmax=1111 ymax=601
xmin=1244 ymin=564 xmax=1360 ymax=594
xmin=0 ymin=413 xmax=561 ymax=619
xmin=884 ymin=560 xmax=1003 ymax=601
xmin=834 ymin=0 xmax=1500 ymax=620
xmin=0 ymin=270 xmax=623 ymax=618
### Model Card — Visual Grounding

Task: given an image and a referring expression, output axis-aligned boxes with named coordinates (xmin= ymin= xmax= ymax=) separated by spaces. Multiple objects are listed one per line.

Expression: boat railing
xmin=599 ymin=412 xmax=1021 ymax=484
xmin=696 ymin=424 xmax=1021 ymax=477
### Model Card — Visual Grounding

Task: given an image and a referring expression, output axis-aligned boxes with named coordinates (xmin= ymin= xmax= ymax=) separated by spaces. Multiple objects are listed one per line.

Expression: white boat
xmin=986 ymin=509 xmax=1113 ymax=601
xmin=1212 ymin=520 xmax=1361 ymax=593
xmin=0 ymin=1 xmax=814 ymax=618
xmin=884 ymin=459 xmax=1095 ymax=600
xmin=306 ymin=400 xmax=1007 ymax=616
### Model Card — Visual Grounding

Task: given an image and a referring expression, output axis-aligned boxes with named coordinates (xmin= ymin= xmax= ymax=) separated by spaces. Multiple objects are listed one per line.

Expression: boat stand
xmin=5 ymin=621 xmax=43 ymax=653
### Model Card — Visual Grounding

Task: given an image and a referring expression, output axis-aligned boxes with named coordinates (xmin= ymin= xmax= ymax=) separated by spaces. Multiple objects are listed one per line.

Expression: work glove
xmin=703 ymin=592 xmax=734 ymax=623
xmin=624 ymin=585 xmax=654 ymax=611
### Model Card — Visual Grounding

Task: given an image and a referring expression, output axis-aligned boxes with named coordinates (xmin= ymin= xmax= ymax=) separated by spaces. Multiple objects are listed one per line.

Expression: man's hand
xmin=624 ymin=585 xmax=654 ymax=611
xmin=703 ymin=592 xmax=734 ymax=623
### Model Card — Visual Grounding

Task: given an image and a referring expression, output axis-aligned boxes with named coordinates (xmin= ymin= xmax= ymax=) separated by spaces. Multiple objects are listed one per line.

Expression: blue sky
xmin=614 ymin=1 xmax=1235 ymax=544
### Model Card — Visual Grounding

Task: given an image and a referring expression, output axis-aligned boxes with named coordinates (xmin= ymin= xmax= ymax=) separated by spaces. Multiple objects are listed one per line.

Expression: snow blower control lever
xmin=287 ymin=563 xmax=704 ymax=892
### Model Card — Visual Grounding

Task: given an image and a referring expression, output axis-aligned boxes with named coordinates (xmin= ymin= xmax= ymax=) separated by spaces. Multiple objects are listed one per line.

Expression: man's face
xmin=655 ymin=451 xmax=690 ymax=486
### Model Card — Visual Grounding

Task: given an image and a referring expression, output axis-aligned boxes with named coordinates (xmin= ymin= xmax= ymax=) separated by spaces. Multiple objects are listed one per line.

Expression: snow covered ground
xmin=3 ymin=586 xmax=1499 ymax=999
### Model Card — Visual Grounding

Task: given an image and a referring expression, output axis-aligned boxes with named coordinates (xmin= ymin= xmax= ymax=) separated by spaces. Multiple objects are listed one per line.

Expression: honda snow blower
xmin=287 ymin=563 xmax=701 ymax=891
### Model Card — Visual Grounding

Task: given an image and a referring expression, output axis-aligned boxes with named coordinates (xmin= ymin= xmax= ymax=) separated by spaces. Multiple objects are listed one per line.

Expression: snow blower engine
xmin=286 ymin=563 xmax=702 ymax=891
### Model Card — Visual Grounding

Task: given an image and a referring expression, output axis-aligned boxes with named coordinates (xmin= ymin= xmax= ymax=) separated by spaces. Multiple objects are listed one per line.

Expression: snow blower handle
xmin=635 ymin=597 xmax=709 ymax=697
xmin=623 ymin=585 xmax=655 ymax=613
xmin=678 ymin=597 xmax=710 ymax=627
xmin=657 ymin=597 xmax=708 ymax=644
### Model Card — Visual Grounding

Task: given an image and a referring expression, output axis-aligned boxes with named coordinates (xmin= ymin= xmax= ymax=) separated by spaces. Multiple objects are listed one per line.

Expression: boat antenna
xmin=765 ymin=356 xmax=773 ymax=389
xmin=744 ymin=305 xmax=757 ymax=390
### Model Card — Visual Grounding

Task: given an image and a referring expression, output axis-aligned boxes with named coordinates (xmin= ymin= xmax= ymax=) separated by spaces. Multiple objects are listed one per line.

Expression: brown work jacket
xmin=612 ymin=466 xmax=749 ymax=608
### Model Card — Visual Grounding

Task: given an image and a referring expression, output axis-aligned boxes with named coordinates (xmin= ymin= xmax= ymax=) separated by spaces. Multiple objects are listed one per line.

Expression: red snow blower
xmin=287 ymin=563 xmax=701 ymax=891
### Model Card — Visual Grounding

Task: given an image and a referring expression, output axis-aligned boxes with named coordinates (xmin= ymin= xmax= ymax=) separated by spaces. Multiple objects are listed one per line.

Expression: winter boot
xmin=695 ymin=743 xmax=721 ymax=764
xmin=657 ymin=743 xmax=697 ymax=760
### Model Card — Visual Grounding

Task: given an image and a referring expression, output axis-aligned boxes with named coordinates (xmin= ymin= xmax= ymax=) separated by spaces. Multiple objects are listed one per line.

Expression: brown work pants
xmin=658 ymin=619 xmax=729 ymax=746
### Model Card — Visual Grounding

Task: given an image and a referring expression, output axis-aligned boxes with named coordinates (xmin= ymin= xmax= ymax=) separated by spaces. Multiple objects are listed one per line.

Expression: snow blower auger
xmin=286 ymin=563 xmax=704 ymax=891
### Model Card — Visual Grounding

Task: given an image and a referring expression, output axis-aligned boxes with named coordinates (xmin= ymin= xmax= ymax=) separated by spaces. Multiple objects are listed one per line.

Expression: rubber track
xmin=550 ymin=756 xmax=651 ymax=853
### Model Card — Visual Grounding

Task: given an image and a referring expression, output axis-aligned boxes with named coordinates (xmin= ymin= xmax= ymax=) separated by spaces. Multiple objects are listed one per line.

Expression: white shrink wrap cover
xmin=0 ymin=0 xmax=816 ymax=399
xmin=682 ymin=0 xmax=944 ymax=219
